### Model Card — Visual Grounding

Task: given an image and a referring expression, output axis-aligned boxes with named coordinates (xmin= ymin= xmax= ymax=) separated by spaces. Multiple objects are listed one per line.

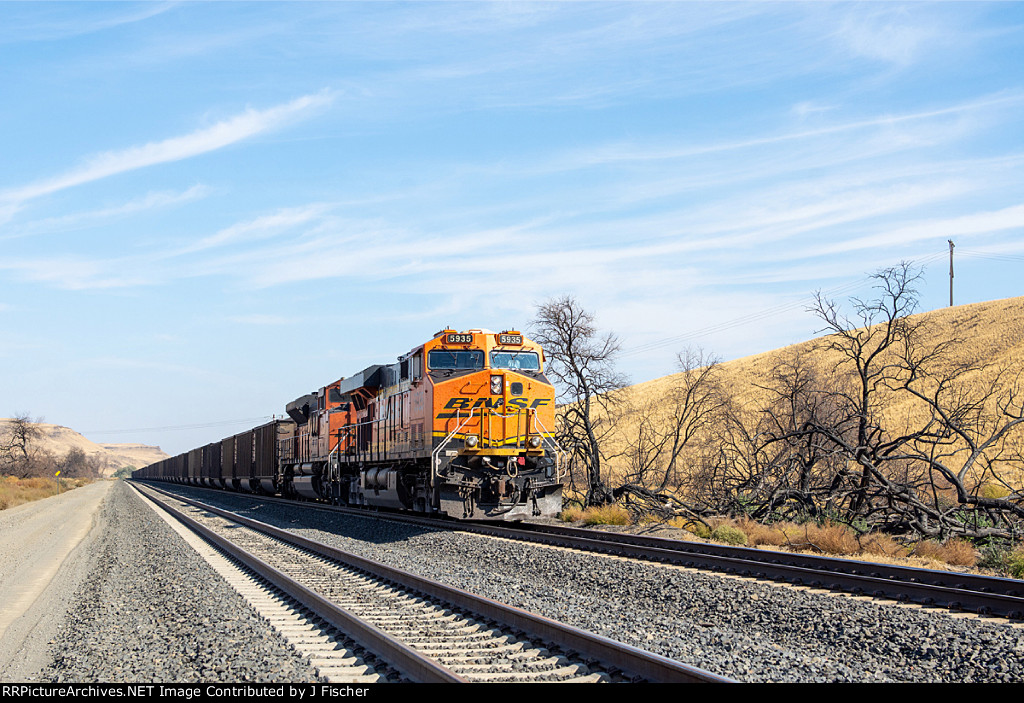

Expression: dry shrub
xmin=711 ymin=524 xmax=748 ymax=546
xmin=940 ymin=539 xmax=978 ymax=567
xmin=559 ymin=506 xmax=585 ymax=523
xmin=858 ymin=532 xmax=905 ymax=558
xmin=0 ymin=475 xmax=95 ymax=511
xmin=0 ymin=475 xmax=61 ymax=511
xmin=581 ymin=504 xmax=631 ymax=526
xmin=667 ymin=516 xmax=693 ymax=529
xmin=911 ymin=539 xmax=946 ymax=561
xmin=735 ymin=517 xmax=788 ymax=546
xmin=912 ymin=539 xmax=977 ymax=567
xmin=1008 ymin=549 xmax=1024 ymax=579
xmin=776 ymin=523 xmax=807 ymax=541
xmin=790 ymin=522 xmax=860 ymax=555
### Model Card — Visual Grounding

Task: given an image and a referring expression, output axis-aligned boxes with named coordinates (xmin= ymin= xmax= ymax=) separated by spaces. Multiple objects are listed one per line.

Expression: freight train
xmin=133 ymin=328 xmax=564 ymax=520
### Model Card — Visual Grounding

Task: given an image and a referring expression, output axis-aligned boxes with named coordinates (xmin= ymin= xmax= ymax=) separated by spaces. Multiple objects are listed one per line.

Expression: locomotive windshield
xmin=428 ymin=349 xmax=484 ymax=370
xmin=490 ymin=351 xmax=540 ymax=371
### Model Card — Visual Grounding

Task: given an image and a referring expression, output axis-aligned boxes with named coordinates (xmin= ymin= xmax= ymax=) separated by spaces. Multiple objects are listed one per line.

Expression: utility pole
xmin=948 ymin=239 xmax=955 ymax=307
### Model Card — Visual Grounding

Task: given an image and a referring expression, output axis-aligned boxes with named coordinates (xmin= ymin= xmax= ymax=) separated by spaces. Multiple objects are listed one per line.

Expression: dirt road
xmin=0 ymin=480 xmax=111 ymax=680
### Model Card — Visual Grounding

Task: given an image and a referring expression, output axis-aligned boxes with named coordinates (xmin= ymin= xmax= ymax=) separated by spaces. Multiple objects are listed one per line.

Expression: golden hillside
xmin=632 ymin=296 xmax=1022 ymax=401
xmin=604 ymin=296 xmax=1024 ymax=481
xmin=0 ymin=418 xmax=169 ymax=477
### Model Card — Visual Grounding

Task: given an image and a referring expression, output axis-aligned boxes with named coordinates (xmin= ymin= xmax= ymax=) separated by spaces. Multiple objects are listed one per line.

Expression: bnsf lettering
xmin=443 ymin=397 xmax=504 ymax=409
xmin=444 ymin=397 xmax=550 ymax=410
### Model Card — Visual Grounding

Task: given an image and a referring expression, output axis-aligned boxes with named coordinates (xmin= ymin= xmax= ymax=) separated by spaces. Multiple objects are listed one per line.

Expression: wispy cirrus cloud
xmin=539 ymin=90 xmax=1024 ymax=173
xmin=833 ymin=6 xmax=944 ymax=67
xmin=811 ymin=203 xmax=1024 ymax=257
xmin=176 ymin=203 xmax=336 ymax=255
xmin=0 ymin=2 xmax=175 ymax=44
xmin=0 ymin=91 xmax=334 ymax=205
xmin=0 ymin=185 xmax=210 ymax=241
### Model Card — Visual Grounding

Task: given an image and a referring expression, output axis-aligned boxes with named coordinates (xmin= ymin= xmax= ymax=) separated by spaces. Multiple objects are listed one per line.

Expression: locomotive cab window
xmin=428 ymin=349 xmax=484 ymax=370
xmin=490 ymin=351 xmax=540 ymax=371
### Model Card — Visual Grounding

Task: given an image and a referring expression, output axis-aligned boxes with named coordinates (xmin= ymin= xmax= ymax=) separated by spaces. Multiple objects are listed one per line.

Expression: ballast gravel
xmin=36 ymin=482 xmax=321 ymax=683
xmin=159 ymin=485 xmax=1024 ymax=684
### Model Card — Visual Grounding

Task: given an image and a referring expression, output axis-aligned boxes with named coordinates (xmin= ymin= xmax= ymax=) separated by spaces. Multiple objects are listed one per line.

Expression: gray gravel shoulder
xmin=166 ymin=486 xmax=1024 ymax=683
xmin=23 ymin=481 xmax=322 ymax=683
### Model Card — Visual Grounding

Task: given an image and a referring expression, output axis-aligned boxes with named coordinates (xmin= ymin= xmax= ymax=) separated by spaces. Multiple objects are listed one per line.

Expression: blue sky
xmin=2 ymin=2 xmax=1023 ymax=457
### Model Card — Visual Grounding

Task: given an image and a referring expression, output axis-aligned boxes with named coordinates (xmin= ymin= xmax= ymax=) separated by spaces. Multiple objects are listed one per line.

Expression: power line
xmin=956 ymin=249 xmax=1024 ymax=264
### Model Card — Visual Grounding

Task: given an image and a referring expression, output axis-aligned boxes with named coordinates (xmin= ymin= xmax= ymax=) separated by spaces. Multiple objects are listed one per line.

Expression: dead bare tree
xmin=531 ymin=296 xmax=627 ymax=507
xmin=57 ymin=447 xmax=105 ymax=478
xmin=724 ymin=349 xmax=852 ymax=522
xmin=808 ymin=262 xmax=932 ymax=518
xmin=617 ymin=348 xmax=728 ymax=520
xmin=0 ymin=413 xmax=48 ymax=478
xmin=669 ymin=263 xmax=1022 ymax=542
xmin=780 ymin=263 xmax=1024 ymax=540
xmin=883 ymin=343 xmax=1024 ymax=539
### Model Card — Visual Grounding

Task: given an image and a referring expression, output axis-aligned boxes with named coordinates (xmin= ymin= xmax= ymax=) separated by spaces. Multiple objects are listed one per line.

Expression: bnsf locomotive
xmin=134 ymin=328 xmax=563 ymax=520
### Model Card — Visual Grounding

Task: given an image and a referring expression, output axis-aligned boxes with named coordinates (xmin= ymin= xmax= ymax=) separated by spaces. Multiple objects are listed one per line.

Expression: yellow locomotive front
xmin=425 ymin=329 xmax=563 ymax=519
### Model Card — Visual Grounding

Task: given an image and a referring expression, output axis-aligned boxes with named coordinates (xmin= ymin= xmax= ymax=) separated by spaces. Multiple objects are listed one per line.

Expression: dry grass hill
xmin=630 ymin=295 xmax=1022 ymax=406
xmin=602 ymin=295 xmax=1024 ymax=482
xmin=0 ymin=418 xmax=168 ymax=477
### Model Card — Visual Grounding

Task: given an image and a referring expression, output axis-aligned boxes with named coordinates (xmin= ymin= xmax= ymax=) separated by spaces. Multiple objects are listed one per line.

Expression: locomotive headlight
xmin=466 ymin=435 xmax=479 ymax=448
xmin=490 ymin=375 xmax=503 ymax=394
xmin=528 ymin=436 xmax=542 ymax=448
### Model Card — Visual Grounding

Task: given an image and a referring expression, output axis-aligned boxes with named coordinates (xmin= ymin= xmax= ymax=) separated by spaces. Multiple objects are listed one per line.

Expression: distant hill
xmin=0 ymin=418 xmax=168 ymax=477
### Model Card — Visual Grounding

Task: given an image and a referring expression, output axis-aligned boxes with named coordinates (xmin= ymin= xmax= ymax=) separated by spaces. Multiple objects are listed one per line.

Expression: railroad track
xmin=132 ymin=482 xmax=731 ymax=683
xmin=458 ymin=519 xmax=1024 ymax=621
xmin=135 ymin=481 xmax=1024 ymax=621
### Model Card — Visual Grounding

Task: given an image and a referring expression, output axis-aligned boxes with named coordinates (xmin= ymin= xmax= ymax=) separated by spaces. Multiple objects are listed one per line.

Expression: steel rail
xmin=134 ymin=484 xmax=467 ymax=683
xmin=477 ymin=522 xmax=1024 ymax=618
xmin=138 ymin=481 xmax=1024 ymax=619
xmin=138 ymin=482 xmax=732 ymax=683
xmin=416 ymin=519 xmax=1022 ymax=619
